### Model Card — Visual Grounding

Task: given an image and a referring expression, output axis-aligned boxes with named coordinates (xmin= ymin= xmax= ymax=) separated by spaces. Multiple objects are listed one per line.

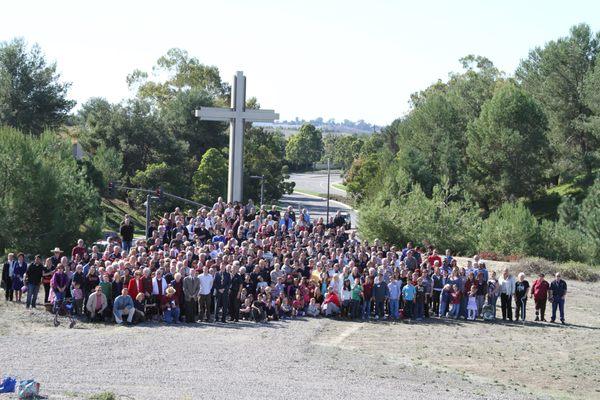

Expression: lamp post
xmin=326 ymin=158 xmax=331 ymax=225
xmin=250 ymin=175 xmax=265 ymax=207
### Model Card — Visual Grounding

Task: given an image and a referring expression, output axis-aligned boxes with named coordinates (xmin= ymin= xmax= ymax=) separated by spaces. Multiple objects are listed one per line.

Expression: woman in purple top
xmin=12 ymin=253 xmax=28 ymax=303
xmin=50 ymin=265 xmax=69 ymax=312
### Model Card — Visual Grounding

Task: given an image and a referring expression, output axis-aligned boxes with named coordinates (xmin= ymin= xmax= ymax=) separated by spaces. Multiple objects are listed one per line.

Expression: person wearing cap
xmin=531 ymin=273 xmax=549 ymax=322
xmin=50 ymin=247 xmax=62 ymax=268
xmin=162 ymin=286 xmax=180 ymax=324
xmin=549 ymin=272 xmax=567 ymax=324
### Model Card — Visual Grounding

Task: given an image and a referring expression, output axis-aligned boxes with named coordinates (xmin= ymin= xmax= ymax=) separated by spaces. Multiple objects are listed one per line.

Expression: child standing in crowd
xmin=414 ymin=277 xmax=426 ymax=321
xmin=439 ymin=284 xmax=451 ymax=317
xmin=72 ymin=283 xmax=84 ymax=315
xmin=467 ymin=285 xmax=478 ymax=320
xmin=341 ymin=279 xmax=352 ymax=318
xmin=450 ymin=284 xmax=461 ymax=319
xmin=402 ymin=279 xmax=416 ymax=321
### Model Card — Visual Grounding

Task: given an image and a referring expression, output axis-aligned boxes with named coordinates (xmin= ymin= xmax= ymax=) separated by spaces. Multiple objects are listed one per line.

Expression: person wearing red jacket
xmin=322 ymin=287 xmax=340 ymax=316
xmin=127 ymin=270 xmax=144 ymax=301
xmin=531 ymin=273 xmax=549 ymax=322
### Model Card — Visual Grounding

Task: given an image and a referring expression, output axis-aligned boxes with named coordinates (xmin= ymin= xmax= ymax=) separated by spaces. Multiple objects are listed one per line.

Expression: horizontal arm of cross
xmin=194 ymin=107 xmax=234 ymax=122
xmin=195 ymin=107 xmax=279 ymax=122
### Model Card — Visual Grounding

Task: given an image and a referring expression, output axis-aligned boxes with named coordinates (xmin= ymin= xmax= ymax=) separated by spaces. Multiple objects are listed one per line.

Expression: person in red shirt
xmin=427 ymin=249 xmax=442 ymax=268
xmin=530 ymin=273 xmax=550 ymax=322
xmin=71 ymin=239 xmax=87 ymax=261
xmin=322 ymin=287 xmax=341 ymax=316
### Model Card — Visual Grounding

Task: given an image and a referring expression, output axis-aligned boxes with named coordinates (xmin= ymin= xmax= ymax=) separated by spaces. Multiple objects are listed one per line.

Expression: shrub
xmin=0 ymin=127 xmax=103 ymax=255
xmin=516 ymin=257 xmax=599 ymax=282
xmin=536 ymin=219 xmax=591 ymax=263
xmin=479 ymin=201 xmax=538 ymax=257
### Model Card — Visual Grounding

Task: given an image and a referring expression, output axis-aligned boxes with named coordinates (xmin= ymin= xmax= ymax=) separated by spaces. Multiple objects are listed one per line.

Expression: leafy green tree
xmin=516 ymin=24 xmax=600 ymax=180
xmin=394 ymin=56 xmax=502 ymax=195
xmin=345 ymin=154 xmax=382 ymax=203
xmin=192 ymin=148 xmax=228 ymax=205
xmin=90 ymin=144 xmax=123 ymax=193
xmin=285 ymin=123 xmax=323 ymax=170
xmin=0 ymin=127 xmax=102 ymax=254
xmin=0 ymin=38 xmax=75 ymax=134
xmin=243 ymin=127 xmax=294 ymax=203
xmin=322 ymin=134 xmax=364 ymax=170
xmin=127 ymin=48 xmax=229 ymax=104
xmin=466 ymin=82 xmax=550 ymax=210
xmin=130 ymin=161 xmax=191 ymax=210
xmin=78 ymin=98 xmax=188 ymax=179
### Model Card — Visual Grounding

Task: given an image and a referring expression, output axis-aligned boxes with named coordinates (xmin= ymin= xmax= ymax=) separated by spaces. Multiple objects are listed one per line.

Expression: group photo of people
xmin=1 ymin=198 xmax=569 ymax=327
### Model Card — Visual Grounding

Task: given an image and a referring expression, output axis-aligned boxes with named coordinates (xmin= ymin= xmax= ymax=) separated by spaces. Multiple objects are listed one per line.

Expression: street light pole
xmin=145 ymin=194 xmax=151 ymax=239
xmin=260 ymin=175 xmax=265 ymax=208
xmin=250 ymin=175 xmax=265 ymax=208
xmin=326 ymin=158 xmax=331 ymax=225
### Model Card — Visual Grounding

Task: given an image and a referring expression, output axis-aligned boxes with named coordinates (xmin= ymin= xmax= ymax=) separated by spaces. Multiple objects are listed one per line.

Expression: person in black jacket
xmin=119 ymin=215 xmax=135 ymax=253
xmin=25 ymin=255 xmax=44 ymax=308
xmin=229 ymin=261 xmax=244 ymax=322
xmin=213 ymin=264 xmax=232 ymax=323
xmin=2 ymin=253 xmax=16 ymax=301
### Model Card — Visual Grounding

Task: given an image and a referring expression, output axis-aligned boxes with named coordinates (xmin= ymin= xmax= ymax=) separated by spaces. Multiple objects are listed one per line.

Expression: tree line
xmin=0 ymin=40 xmax=328 ymax=254
xmin=336 ymin=24 xmax=600 ymax=264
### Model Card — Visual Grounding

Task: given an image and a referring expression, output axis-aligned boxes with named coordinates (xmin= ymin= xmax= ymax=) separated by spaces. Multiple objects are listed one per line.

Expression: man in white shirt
xmin=499 ymin=267 xmax=516 ymax=321
xmin=198 ymin=266 xmax=214 ymax=322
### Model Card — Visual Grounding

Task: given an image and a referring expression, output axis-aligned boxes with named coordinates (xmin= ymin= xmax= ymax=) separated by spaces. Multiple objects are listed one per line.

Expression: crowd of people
xmin=1 ymin=198 xmax=569 ymax=326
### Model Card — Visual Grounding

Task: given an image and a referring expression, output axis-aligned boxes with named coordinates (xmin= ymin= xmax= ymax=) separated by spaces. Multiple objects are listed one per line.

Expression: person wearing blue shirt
xmin=549 ymin=272 xmax=568 ymax=324
xmin=387 ymin=276 xmax=401 ymax=320
xmin=113 ymin=288 xmax=135 ymax=324
xmin=402 ymin=281 xmax=416 ymax=321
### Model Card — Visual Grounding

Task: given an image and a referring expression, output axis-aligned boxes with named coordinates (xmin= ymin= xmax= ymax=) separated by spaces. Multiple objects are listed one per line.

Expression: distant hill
xmin=255 ymin=118 xmax=381 ymax=137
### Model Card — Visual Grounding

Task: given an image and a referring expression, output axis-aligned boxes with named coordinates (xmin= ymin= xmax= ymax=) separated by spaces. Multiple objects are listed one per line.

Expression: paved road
xmin=281 ymin=171 xmax=358 ymax=228
xmin=288 ymin=170 xmax=347 ymax=197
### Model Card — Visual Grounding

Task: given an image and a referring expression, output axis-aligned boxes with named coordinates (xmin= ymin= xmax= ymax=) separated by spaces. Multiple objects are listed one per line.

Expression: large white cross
xmin=195 ymin=71 xmax=278 ymax=203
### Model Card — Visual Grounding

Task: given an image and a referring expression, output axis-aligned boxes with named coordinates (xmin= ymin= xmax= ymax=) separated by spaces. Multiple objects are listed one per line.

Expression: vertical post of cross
xmin=194 ymin=72 xmax=279 ymax=203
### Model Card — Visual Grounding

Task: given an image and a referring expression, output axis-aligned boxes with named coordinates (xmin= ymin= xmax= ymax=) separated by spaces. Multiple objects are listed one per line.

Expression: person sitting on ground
xmin=292 ymin=292 xmax=305 ymax=317
xmin=86 ymin=285 xmax=108 ymax=322
xmin=133 ymin=293 xmax=146 ymax=323
xmin=252 ymin=295 xmax=267 ymax=322
xmin=113 ymin=287 xmax=135 ymax=325
xmin=306 ymin=297 xmax=320 ymax=317
xmin=280 ymin=296 xmax=292 ymax=319
xmin=321 ymin=286 xmax=341 ymax=317
xmin=240 ymin=298 xmax=252 ymax=320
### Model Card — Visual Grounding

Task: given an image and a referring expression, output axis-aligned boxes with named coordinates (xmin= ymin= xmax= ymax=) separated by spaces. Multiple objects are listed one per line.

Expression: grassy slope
xmin=101 ymin=198 xmax=146 ymax=236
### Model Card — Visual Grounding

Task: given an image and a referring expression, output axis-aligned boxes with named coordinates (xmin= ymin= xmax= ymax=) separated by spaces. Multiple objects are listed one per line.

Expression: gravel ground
xmin=1 ymin=273 xmax=598 ymax=400
xmin=0 ymin=303 xmax=539 ymax=400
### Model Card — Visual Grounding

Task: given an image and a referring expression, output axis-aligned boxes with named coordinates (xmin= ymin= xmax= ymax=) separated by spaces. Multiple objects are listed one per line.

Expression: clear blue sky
xmin=1 ymin=0 xmax=599 ymax=125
